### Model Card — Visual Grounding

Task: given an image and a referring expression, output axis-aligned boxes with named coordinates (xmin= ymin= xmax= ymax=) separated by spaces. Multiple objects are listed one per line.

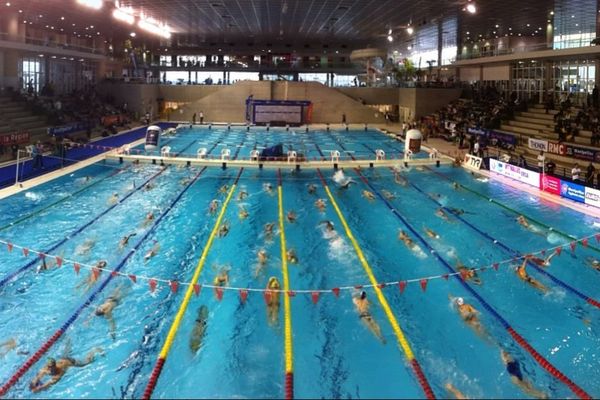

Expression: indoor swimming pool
xmin=0 ymin=128 xmax=599 ymax=399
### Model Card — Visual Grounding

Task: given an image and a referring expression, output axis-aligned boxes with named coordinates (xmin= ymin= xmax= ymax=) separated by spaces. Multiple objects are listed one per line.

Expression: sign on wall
xmin=528 ymin=138 xmax=548 ymax=152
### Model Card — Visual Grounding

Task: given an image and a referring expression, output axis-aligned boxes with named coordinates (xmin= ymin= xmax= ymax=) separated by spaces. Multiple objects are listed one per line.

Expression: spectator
xmin=586 ymin=162 xmax=596 ymax=186
xmin=199 ymin=111 xmax=204 ymax=124
xmin=545 ymin=160 xmax=556 ymax=175
xmin=572 ymin=163 xmax=581 ymax=182
xmin=593 ymin=85 xmax=599 ymax=109
xmin=536 ymin=151 xmax=545 ymax=173
xmin=32 ymin=141 xmax=44 ymax=170
xmin=11 ymin=144 xmax=18 ymax=159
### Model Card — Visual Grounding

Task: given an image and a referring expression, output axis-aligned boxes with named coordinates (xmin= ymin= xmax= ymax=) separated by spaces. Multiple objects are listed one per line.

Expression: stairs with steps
xmin=0 ymin=96 xmax=49 ymax=136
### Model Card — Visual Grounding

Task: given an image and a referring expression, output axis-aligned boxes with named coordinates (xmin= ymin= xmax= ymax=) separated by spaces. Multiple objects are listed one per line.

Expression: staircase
xmin=0 ymin=95 xmax=49 ymax=141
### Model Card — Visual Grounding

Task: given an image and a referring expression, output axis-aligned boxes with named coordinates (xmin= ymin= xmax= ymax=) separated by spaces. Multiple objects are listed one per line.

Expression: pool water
xmin=0 ymin=128 xmax=599 ymax=399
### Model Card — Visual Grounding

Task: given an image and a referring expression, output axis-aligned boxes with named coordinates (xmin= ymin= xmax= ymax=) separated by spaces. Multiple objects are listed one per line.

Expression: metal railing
xmin=0 ymin=33 xmax=106 ymax=55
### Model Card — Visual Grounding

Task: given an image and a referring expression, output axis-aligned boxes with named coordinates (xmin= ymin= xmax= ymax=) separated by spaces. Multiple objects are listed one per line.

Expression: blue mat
xmin=0 ymin=123 xmax=176 ymax=189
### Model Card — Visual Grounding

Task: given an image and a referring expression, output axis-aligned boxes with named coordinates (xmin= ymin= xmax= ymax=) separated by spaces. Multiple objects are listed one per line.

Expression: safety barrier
xmin=0 ymin=166 xmax=167 ymax=290
xmin=351 ymin=169 xmax=591 ymax=400
xmin=315 ymin=168 xmax=435 ymax=400
xmin=277 ymin=169 xmax=295 ymax=400
xmin=142 ymin=168 xmax=244 ymax=399
xmin=0 ymin=167 xmax=206 ymax=397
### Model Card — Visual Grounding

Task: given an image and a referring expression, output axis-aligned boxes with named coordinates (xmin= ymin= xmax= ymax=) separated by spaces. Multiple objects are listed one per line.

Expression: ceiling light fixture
xmin=406 ymin=25 xmax=414 ymax=35
xmin=76 ymin=0 xmax=103 ymax=10
xmin=387 ymin=34 xmax=393 ymax=42
xmin=138 ymin=16 xmax=171 ymax=39
xmin=465 ymin=1 xmax=477 ymax=14
xmin=113 ymin=7 xmax=135 ymax=24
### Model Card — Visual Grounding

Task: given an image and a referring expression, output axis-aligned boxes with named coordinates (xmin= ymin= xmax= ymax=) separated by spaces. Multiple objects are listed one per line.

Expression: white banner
xmin=585 ymin=186 xmax=600 ymax=208
xmin=528 ymin=138 xmax=548 ymax=152
xmin=489 ymin=159 xmax=540 ymax=187
xmin=464 ymin=154 xmax=483 ymax=171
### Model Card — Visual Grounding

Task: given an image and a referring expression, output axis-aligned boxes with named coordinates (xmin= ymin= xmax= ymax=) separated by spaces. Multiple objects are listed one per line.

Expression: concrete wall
xmin=414 ymin=88 xmax=462 ymax=118
xmin=336 ymin=87 xmax=400 ymax=104
xmin=98 ymin=82 xmax=159 ymax=117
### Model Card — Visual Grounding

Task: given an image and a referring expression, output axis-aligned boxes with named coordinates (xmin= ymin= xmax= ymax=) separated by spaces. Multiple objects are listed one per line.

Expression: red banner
xmin=540 ymin=174 xmax=561 ymax=195
xmin=101 ymin=114 xmax=126 ymax=127
xmin=0 ymin=132 xmax=30 ymax=145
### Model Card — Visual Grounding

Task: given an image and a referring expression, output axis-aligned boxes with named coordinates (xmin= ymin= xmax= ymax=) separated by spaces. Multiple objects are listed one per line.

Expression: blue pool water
xmin=0 ymin=128 xmax=599 ymax=399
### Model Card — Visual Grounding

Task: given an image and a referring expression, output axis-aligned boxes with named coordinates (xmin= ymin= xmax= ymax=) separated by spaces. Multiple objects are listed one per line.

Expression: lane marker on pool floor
xmin=277 ymin=169 xmax=295 ymax=400
xmin=0 ymin=167 xmax=208 ymax=397
xmin=142 ymin=168 xmax=244 ymax=400
xmin=315 ymin=168 xmax=435 ymax=400
xmin=0 ymin=166 xmax=168 ymax=290
xmin=351 ymin=169 xmax=592 ymax=400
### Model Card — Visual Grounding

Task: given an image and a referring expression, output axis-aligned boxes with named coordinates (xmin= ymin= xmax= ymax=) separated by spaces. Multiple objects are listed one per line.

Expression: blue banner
xmin=560 ymin=180 xmax=586 ymax=203
xmin=468 ymin=128 xmax=517 ymax=149
xmin=48 ymin=121 xmax=93 ymax=136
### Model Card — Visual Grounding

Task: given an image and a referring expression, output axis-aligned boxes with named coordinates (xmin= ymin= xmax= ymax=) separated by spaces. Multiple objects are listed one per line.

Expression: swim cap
xmin=456 ymin=297 xmax=464 ymax=306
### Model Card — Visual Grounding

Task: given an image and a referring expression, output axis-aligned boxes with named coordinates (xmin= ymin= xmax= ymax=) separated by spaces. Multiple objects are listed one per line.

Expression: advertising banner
xmin=528 ymin=138 xmax=548 ymax=152
xmin=547 ymin=141 xmax=567 ymax=156
xmin=468 ymin=128 xmax=517 ymax=150
xmin=464 ymin=154 xmax=483 ymax=171
xmin=489 ymin=159 xmax=540 ymax=187
xmin=565 ymin=145 xmax=597 ymax=162
xmin=48 ymin=121 xmax=92 ymax=136
xmin=585 ymin=186 xmax=600 ymax=208
xmin=560 ymin=180 xmax=586 ymax=203
xmin=0 ymin=132 xmax=30 ymax=145
xmin=540 ymin=174 xmax=561 ymax=195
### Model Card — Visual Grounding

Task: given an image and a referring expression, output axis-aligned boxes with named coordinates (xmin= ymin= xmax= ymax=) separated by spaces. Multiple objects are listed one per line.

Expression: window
xmin=20 ymin=58 xmax=44 ymax=93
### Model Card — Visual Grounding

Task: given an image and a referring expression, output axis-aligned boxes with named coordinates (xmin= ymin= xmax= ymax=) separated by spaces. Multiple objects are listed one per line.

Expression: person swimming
xmin=238 ymin=207 xmax=249 ymax=220
xmin=265 ymin=277 xmax=281 ymax=326
xmin=77 ymin=260 xmax=108 ymax=292
xmin=264 ymin=222 xmax=275 ymax=240
xmin=237 ymin=190 xmax=248 ymax=201
xmin=500 ymin=350 xmax=548 ymax=399
xmin=286 ymin=249 xmax=298 ymax=264
xmin=339 ymin=179 xmax=356 ymax=190
xmin=144 ymin=182 xmax=155 ymax=191
xmin=424 ymin=227 xmax=440 ymax=239
xmin=449 ymin=295 xmax=486 ymax=337
xmin=257 ymin=249 xmax=268 ymax=265
xmin=445 ymin=382 xmax=467 ymax=399
xmin=516 ymin=215 xmax=544 ymax=236
xmin=218 ymin=221 xmax=230 ymax=237
xmin=213 ymin=269 xmax=229 ymax=288
xmin=263 ymin=182 xmax=274 ymax=195
xmin=189 ymin=305 xmax=209 ymax=354
xmin=94 ymin=286 xmax=125 ymax=340
xmin=381 ymin=190 xmax=396 ymax=200
xmin=353 ymin=291 xmax=386 ymax=344
xmin=585 ymin=256 xmax=600 ymax=271
xmin=447 ymin=207 xmax=473 ymax=216
xmin=315 ymin=198 xmax=326 ymax=212
xmin=287 ymin=210 xmax=297 ymax=223
xmin=319 ymin=220 xmax=335 ymax=232
xmin=75 ymin=238 xmax=96 ymax=256
xmin=0 ymin=338 xmax=17 ymax=358
xmin=436 ymin=208 xmax=450 ymax=221
xmin=398 ymin=230 xmax=418 ymax=251
xmin=525 ymin=253 xmax=556 ymax=268
xmin=29 ymin=347 xmax=103 ymax=393
xmin=107 ymin=193 xmax=119 ymax=206
xmin=452 ymin=182 xmax=460 ymax=190
xmin=218 ymin=184 xmax=229 ymax=194
xmin=515 ymin=259 xmax=548 ymax=293
xmin=307 ymin=184 xmax=317 ymax=195
xmin=37 ymin=252 xmax=64 ymax=273
xmin=394 ymin=171 xmax=408 ymax=186
xmin=362 ymin=190 xmax=376 ymax=201
xmin=142 ymin=212 xmax=154 ymax=228
xmin=456 ymin=261 xmax=482 ymax=285
xmin=119 ymin=233 xmax=137 ymax=250
xmin=144 ymin=240 xmax=160 ymax=263
xmin=209 ymin=199 xmax=219 ymax=215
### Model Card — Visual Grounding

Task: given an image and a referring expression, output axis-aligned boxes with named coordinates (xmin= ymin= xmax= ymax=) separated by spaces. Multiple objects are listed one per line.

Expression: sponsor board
xmin=547 ymin=141 xmax=567 ymax=156
xmin=540 ymin=174 xmax=561 ymax=195
xmin=489 ymin=159 xmax=540 ymax=187
xmin=464 ymin=154 xmax=483 ymax=171
xmin=0 ymin=132 xmax=30 ymax=145
xmin=560 ymin=180 xmax=586 ymax=203
xmin=528 ymin=138 xmax=548 ymax=152
xmin=585 ymin=186 xmax=600 ymax=208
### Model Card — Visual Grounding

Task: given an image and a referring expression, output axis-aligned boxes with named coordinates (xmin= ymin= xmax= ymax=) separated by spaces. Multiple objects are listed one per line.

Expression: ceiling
xmin=4 ymin=0 xmax=594 ymax=52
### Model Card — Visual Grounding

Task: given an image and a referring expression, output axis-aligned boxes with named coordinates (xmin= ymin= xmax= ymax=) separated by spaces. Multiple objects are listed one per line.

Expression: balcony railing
xmin=0 ymin=32 xmax=106 ymax=56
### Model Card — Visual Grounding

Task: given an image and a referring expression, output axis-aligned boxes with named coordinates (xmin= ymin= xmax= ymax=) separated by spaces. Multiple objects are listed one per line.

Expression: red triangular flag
xmin=22 ymin=248 xmax=29 ymax=257
xmin=129 ymin=274 xmax=137 ymax=283
xmin=111 ymin=270 xmax=118 ymax=277
xmin=215 ymin=287 xmax=224 ymax=301
xmin=239 ymin=289 xmax=248 ymax=303
xmin=398 ymin=281 xmax=407 ymax=293
xmin=570 ymin=242 xmax=576 ymax=252
xmin=55 ymin=257 xmax=63 ymax=267
xmin=73 ymin=263 xmax=80 ymax=275
xmin=7 ymin=242 xmax=13 ymax=252
xmin=442 ymin=274 xmax=449 ymax=280
xmin=331 ymin=287 xmax=340 ymax=297
xmin=149 ymin=279 xmax=157 ymax=292
xmin=311 ymin=291 xmax=319 ymax=304
xmin=420 ymin=279 xmax=428 ymax=291
xmin=170 ymin=281 xmax=178 ymax=293
xmin=595 ymin=234 xmax=600 ymax=243
xmin=92 ymin=267 xmax=100 ymax=280
xmin=582 ymin=238 xmax=588 ymax=247
xmin=493 ymin=263 xmax=499 ymax=271
xmin=555 ymin=247 xmax=562 ymax=256
xmin=193 ymin=284 xmax=201 ymax=296
xmin=38 ymin=253 xmax=46 ymax=260
xmin=354 ymin=285 xmax=363 ymax=290
xmin=378 ymin=283 xmax=386 ymax=289
xmin=287 ymin=291 xmax=296 ymax=297
xmin=264 ymin=290 xmax=272 ymax=304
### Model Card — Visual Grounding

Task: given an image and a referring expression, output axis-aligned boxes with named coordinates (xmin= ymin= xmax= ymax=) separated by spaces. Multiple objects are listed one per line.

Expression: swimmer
xmin=319 ymin=220 xmax=335 ymax=232
xmin=429 ymin=192 xmax=442 ymax=200
xmin=94 ymin=286 xmax=125 ymax=340
xmin=362 ymin=190 xmax=376 ymax=201
xmin=525 ymin=252 xmax=556 ymax=268
xmin=213 ymin=269 xmax=229 ymax=298
xmin=315 ymin=198 xmax=326 ymax=212
xmin=189 ymin=305 xmax=209 ymax=353
xmin=516 ymin=215 xmax=529 ymax=228
xmin=265 ymin=277 xmax=281 ymax=326
xmin=445 ymin=383 xmax=467 ymax=399
xmin=381 ymin=189 xmax=396 ymax=200
xmin=500 ymin=350 xmax=548 ymax=399
xmin=263 ymin=182 xmax=274 ymax=195
xmin=179 ymin=177 xmax=192 ymax=186
xmin=286 ymin=249 xmax=298 ymax=264
xmin=456 ymin=261 xmax=482 ymax=285
xmin=0 ymin=338 xmax=17 ymax=358
xmin=585 ymin=256 xmax=600 ymax=271
xmin=436 ymin=208 xmax=450 ymax=221
xmin=37 ymin=252 xmax=64 ymax=273
xmin=77 ymin=260 xmax=107 ymax=292
xmin=398 ymin=230 xmax=418 ymax=251
xmin=75 ymin=238 xmax=96 ymax=256
xmin=447 ymin=207 xmax=469 ymax=216
xmin=264 ymin=222 xmax=275 ymax=239
xmin=218 ymin=221 xmax=230 ymax=238
xmin=424 ymin=227 xmax=440 ymax=239
xmin=209 ymin=199 xmax=219 ymax=215
xmin=144 ymin=240 xmax=160 ymax=263
xmin=107 ymin=192 xmax=119 ymax=205
xmin=238 ymin=207 xmax=249 ymax=220
xmin=339 ymin=179 xmax=356 ymax=190
xmin=307 ymin=184 xmax=317 ymax=194
xmin=29 ymin=347 xmax=103 ymax=393
xmin=119 ymin=233 xmax=137 ymax=250
xmin=142 ymin=212 xmax=154 ymax=228
xmin=394 ymin=171 xmax=408 ymax=186
xmin=515 ymin=259 xmax=548 ymax=293
xmin=218 ymin=184 xmax=229 ymax=194
xmin=144 ymin=182 xmax=155 ymax=191
xmin=237 ymin=190 xmax=248 ymax=201
xmin=257 ymin=249 xmax=268 ymax=265
xmin=449 ymin=295 xmax=486 ymax=337
xmin=452 ymin=182 xmax=460 ymax=190
xmin=287 ymin=210 xmax=297 ymax=223
xmin=353 ymin=291 xmax=386 ymax=344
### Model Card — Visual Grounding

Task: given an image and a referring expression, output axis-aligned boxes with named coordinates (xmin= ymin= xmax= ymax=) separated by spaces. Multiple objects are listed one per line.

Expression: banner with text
xmin=48 ymin=121 xmax=93 ymax=137
xmin=540 ymin=174 xmax=561 ymax=195
xmin=585 ymin=186 xmax=600 ymax=208
xmin=528 ymin=138 xmax=548 ymax=152
xmin=468 ymin=128 xmax=517 ymax=149
xmin=464 ymin=154 xmax=483 ymax=171
xmin=489 ymin=159 xmax=540 ymax=187
xmin=560 ymin=180 xmax=586 ymax=203
xmin=0 ymin=132 xmax=30 ymax=145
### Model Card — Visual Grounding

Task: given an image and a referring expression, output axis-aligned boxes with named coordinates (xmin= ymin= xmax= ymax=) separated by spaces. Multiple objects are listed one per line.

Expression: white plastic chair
xmin=330 ymin=150 xmax=340 ymax=163
xmin=221 ymin=148 xmax=231 ymax=160
xmin=161 ymin=146 xmax=171 ymax=157
xmin=287 ymin=150 xmax=297 ymax=163
xmin=250 ymin=149 xmax=260 ymax=161
xmin=404 ymin=149 xmax=413 ymax=161
xmin=375 ymin=149 xmax=385 ymax=161
xmin=429 ymin=148 xmax=439 ymax=159
xmin=197 ymin=147 xmax=207 ymax=159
